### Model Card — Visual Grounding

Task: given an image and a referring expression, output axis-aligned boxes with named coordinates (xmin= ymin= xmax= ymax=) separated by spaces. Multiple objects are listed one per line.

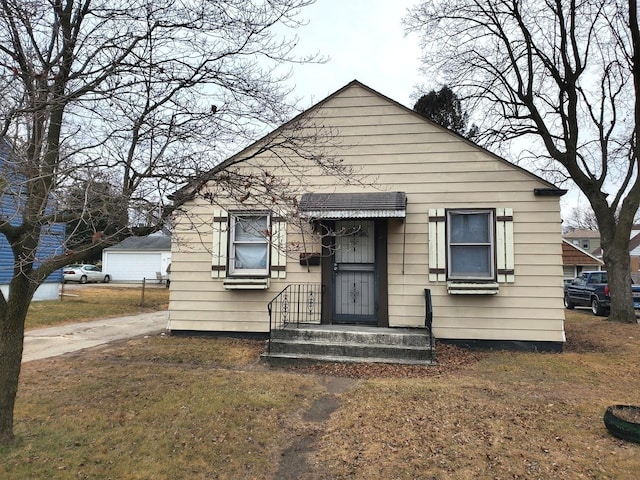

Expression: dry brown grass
xmin=26 ymin=285 xmax=169 ymax=330
xmin=2 ymin=309 xmax=639 ymax=479
xmin=6 ymin=337 xmax=323 ymax=480
xmin=304 ymin=310 xmax=640 ymax=479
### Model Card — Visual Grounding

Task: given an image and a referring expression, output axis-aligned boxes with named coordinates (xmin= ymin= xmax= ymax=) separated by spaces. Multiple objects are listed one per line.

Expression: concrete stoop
xmin=261 ymin=324 xmax=435 ymax=366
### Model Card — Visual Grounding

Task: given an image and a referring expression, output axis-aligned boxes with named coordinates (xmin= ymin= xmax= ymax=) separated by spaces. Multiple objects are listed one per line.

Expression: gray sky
xmin=284 ymin=0 xmax=425 ymax=109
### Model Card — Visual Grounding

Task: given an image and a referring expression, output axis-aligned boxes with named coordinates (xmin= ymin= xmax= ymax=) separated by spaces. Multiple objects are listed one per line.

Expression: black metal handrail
xmin=267 ymin=283 xmax=323 ymax=352
xmin=424 ymin=288 xmax=435 ymax=353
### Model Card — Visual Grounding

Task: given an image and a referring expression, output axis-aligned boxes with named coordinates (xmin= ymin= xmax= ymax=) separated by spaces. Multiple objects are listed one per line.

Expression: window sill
xmin=223 ymin=277 xmax=270 ymax=290
xmin=447 ymin=281 xmax=499 ymax=295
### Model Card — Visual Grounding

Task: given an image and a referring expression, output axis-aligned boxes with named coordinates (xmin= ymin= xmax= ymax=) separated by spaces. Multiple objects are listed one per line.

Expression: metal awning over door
xmin=299 ymin=192 xmax=406 ymax=219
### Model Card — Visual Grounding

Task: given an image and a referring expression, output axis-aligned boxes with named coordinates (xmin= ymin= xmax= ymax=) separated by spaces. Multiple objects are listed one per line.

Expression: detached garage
xmin=102 ymin=232 xmax=171 ymax=282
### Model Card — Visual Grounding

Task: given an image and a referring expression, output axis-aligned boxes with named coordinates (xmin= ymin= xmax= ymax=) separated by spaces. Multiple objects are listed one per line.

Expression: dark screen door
xmin=333 ymin=220 xmax=376 ymax=324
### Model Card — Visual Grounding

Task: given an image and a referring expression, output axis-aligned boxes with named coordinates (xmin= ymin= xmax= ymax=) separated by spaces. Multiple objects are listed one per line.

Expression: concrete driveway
xmin=22 ymin=310 xmax=169 ymax=363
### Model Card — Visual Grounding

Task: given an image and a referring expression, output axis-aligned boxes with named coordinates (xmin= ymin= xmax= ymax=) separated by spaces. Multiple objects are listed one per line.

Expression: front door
xmin=332 ymin=220 xmax=377 ymax=324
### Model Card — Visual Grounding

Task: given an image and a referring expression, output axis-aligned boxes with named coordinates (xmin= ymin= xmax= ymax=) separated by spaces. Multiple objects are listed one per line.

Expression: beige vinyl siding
xmin=169 ymin=200 xmax=321 ymax=332
xmin=169 ymin=82 xmax=565 ymax=343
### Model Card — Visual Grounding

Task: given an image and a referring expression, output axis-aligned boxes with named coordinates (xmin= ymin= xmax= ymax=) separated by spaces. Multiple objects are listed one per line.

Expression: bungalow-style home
xmin=629 ymin=233 xmax=640 ymax=279
xmin=576 ymin=224 xmax=640 ymax=282
xmin=0 ymin=229 xmax=65 ymax=301
xmin=563 ymin=228 xmax=601 ymax=255
xmin=562 ymin=239 xmax=604 ymax=280
xmin=168 ymin=80 xmax=567 ymax=354
xmin=102 ymin=231 xmax=171 ymax=282
xmin=0 ymin=138 xmax=65 ymax=300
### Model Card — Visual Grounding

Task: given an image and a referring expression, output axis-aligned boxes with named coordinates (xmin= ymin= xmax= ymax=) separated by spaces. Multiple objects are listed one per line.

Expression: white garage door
xmin=104 ymin=252 xmax=162 ymax=282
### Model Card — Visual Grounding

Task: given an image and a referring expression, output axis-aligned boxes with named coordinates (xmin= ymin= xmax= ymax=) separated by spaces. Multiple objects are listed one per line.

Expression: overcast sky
xmin=284 ymin=0 xmax=426 ymax=109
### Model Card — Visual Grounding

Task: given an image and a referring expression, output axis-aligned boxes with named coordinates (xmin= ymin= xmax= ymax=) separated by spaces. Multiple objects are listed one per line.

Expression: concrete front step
xmin=272 ymin=325 xmax=430 ymax=347
xmin=267 ymin=338 xmax=433 ymax=361
xmin=261 ymin=352 xmax=436 ymax=367
xmin=261 ymin=325 xmax=435 ymax=366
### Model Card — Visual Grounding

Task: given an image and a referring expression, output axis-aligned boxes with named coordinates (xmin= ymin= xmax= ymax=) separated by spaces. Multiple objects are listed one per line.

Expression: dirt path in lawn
xmin=274 ymin=376 xmax=357 ymax=480
xmin=269 ymin=343 xmax=487 ymax=479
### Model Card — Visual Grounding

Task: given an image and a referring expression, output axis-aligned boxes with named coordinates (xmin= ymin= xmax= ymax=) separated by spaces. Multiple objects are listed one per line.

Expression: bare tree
xmin=564 ymin=205 xmax=600 ymax=232
xmin=405 ymin=0 xmax=640 ymax=323
xmin=0 ymin=0 xmax=333 ymax=443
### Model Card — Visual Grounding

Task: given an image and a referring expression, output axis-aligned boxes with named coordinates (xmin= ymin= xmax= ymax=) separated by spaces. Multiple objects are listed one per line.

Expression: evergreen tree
xmin=413 ymin=86 xmax=478 ymax=139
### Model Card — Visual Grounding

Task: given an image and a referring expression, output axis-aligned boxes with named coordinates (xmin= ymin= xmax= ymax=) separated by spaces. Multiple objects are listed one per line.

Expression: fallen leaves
xmin=283 ymin=342 xmax=484 ymax=379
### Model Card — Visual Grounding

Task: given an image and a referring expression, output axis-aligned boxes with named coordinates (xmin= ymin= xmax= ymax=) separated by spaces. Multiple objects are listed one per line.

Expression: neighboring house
xmin=563 ymin=228 xmax=601 ymax=254
xmin=562 ymin=239 xmax=604 ymax=280
xmin=627 ymin=232 xmax=640 ymax=278
xmin=102 ymin=231 xmax=171 ymax=282
xmin=0 ymin=139 xmax=65 ymax=301
xmin=588 ymin=227 xmax=640 ymax=276
xmin=168 ymin=80 xmax=567 ymax=351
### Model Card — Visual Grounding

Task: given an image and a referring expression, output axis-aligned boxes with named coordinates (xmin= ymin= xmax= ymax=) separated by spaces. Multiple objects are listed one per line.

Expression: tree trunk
xmin=0 ymin=275 xmax=35 ymax=443
xmin=603 ymin=246 xmax=637 ymax=324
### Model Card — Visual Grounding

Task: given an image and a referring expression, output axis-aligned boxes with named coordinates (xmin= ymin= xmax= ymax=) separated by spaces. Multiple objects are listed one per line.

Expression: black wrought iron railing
xmin=424 ymin=288 xmax=435 ymax=352
xmin=266 ymin=284 xmax=433 ymax=357
xmin=267 ymin=283 xmax=323 ymax=352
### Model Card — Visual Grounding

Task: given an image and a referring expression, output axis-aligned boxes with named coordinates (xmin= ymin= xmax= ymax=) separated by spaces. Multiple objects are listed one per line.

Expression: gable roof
xmin=562 ymin=239 xmax=604 ymax=266
xmin=171 ymin=79 xmax=566 ymax=203
xmin=563 ymin=228 xmax=600 ymax=239
xmin=590 ymin=231 xmax=640 ymax=257
xmin=104 ymin=232 xmax=171 ymax=252
xmin=629 ymin=232 xmax=640 ymax=256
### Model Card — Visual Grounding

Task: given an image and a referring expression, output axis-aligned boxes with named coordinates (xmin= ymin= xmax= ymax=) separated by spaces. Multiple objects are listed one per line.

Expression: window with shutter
xmin=211 ymin=209 xmax=287 ymax=284
xmin=211 ymin=210 xmax=228 ymax=278
xmin=229 ymin=214 xmax=270 ymax=276
xmin=270 ymin=215 xmax=287 ymax=279
xmin=495 ymin=207 xmax=514 ymax=283
xmin=447 ymin=209 xmax=494 ymax=280
xmin=428 ymin=207 xmax=514 ymax=294
xmin=428 ymin=208 xmax=446 ymax=282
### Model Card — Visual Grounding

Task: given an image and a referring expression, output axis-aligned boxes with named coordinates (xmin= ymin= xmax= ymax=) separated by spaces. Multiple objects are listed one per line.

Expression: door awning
xmin=299 ymin=192 xmax=407 ymax=219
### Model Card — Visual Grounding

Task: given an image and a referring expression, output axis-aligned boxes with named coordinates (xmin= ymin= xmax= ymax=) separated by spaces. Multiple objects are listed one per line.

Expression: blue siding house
xmin=0 ymin=139 xmax=65 ymax=301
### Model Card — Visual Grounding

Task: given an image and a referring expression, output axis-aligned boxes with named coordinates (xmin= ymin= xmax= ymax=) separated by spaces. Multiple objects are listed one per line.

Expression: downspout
xmin=402 ymin=196 xmax=408 ymax=274
xmin=402 ymin=216 xmax=407 ymax=275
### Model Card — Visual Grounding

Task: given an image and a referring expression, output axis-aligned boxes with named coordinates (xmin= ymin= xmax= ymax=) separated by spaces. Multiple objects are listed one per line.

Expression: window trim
xmin=228 ymin=211 xmax=271 ymax=277
xmin=446 ymin=209 xmax=496 ymax=282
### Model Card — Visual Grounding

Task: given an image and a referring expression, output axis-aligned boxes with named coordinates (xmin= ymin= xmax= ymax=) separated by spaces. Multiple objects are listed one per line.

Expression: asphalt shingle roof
xmin=105 ymin=233 xmax=171 ymax=251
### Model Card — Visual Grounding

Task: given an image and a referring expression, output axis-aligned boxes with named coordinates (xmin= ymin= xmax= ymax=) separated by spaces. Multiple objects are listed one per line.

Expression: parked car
xmin=63 ymin=264 xmax=111 ymax=284
xmin=563 ymin=270 xmax=640 ymax=316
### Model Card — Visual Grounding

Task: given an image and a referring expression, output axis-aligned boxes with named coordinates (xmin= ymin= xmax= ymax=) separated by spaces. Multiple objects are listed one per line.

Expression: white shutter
xmin=212 ymin=210 xmax=228 ymax=278
xmin=496 ymin=208 xmax=515 ymax=283
xmin=270 ymin=215 xmax=287 ymax=279
xmin=428 ymin=208 xmax=446 ymax=282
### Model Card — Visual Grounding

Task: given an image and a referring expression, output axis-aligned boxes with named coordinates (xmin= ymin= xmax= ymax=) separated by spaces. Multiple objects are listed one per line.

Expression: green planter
xmin=603 ymin=405 xmax=640 ymax=444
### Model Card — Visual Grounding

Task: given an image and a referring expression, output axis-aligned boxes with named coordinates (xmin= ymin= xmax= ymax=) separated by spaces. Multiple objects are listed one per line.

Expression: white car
xmin=63 ymin=264 xmax=111 ymax=284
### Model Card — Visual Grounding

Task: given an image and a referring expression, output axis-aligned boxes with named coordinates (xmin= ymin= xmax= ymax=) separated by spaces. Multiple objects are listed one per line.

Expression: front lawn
xmin=2 ymin=310 xmax=638 ymax=479
xmin=26 ymin=285 xmax=169 ymax=330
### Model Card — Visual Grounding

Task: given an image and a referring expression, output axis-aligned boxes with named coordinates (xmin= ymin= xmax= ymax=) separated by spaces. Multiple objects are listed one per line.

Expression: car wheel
xmin=564 ymin=294 xmax=575 ymax=310
xmin=80 ymin=275 xmax=88 ymax=284
xmin=591 ymin=297 xmax=606 ymax=316
xmin=103 ymin=275 xmax=110 ymax=283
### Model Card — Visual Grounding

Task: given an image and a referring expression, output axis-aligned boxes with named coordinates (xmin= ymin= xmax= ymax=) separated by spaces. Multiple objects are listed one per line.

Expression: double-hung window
xmin=429 ymin=207 xmax=512 ymax=290
xmin=447 ymin=209 xmax=495 ymax=281
xmin=229 ymin=213 xmax=270 ymax=276
xmin=212 ymin=209 xmax=287 ymax=284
